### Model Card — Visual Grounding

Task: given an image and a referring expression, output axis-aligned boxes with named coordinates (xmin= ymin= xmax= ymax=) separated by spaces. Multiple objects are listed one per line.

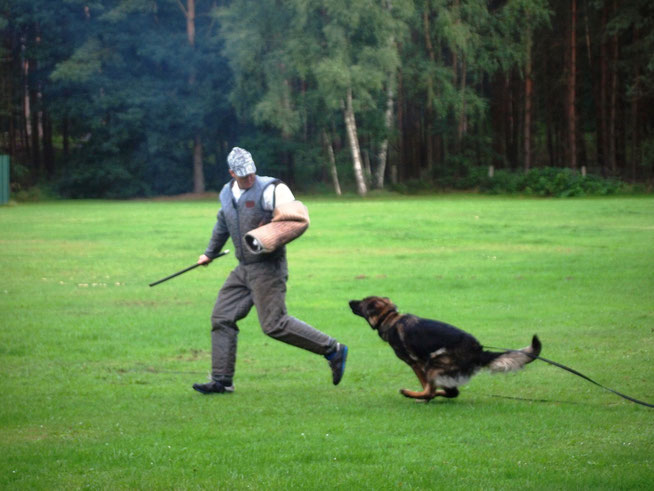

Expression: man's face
xmin=230 ymin=171 xmax=256 ymax=190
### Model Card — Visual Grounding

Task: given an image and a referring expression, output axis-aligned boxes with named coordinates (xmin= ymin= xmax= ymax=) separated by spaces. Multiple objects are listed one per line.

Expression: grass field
xmin=1 ymin=194 xmax=653 ymax=489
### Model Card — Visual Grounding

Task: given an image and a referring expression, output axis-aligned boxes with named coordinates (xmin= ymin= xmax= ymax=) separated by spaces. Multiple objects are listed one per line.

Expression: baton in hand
xmin=149 ymin=250 xmax=230 ymax=287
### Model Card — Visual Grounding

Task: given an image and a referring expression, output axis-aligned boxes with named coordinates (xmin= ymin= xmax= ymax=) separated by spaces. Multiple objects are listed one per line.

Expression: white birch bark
xmin=322 ymin=130 xmax=342 ymax=196
xmin=343 ymin=87 xmax=367 ymax=196
xmin=375 ymin=74 xmax=395 ymax=189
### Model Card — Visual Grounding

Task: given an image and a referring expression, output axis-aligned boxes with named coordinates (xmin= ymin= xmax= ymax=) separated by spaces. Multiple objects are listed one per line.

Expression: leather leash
xmin=484 ymin=345 xmax=654 ymax=408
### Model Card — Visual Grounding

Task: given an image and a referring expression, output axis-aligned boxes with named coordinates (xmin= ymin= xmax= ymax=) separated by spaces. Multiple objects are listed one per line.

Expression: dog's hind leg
xmin=437 ymin=387 xmax=459 ymax=398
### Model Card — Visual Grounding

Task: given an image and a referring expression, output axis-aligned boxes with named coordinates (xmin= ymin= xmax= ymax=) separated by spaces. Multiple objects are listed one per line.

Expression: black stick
xmin=149 ymin=250 xmax=230 ymax=287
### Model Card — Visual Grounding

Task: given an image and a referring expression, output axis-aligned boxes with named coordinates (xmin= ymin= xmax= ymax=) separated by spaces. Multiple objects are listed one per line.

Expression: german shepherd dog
xmin=349 ymin=296 xmax=541 ymax=401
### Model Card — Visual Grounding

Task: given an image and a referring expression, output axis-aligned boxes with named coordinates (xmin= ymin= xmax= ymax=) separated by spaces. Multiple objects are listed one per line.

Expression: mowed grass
xmin=1 ymin=194 xmax=653 ymax=489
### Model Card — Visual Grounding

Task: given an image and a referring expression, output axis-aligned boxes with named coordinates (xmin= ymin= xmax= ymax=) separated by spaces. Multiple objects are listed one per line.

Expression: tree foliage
xmin=1 ymin=0 xmax=652 ymax=198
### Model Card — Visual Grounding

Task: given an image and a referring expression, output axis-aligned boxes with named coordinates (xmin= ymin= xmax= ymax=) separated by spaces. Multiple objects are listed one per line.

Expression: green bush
xmin=477 ymin=167 xmax=625 ymax=197
xmin=56 ymin=159 xmax=148 ymax=199
xmin=393 ymin=166 xmax=626 ymax=197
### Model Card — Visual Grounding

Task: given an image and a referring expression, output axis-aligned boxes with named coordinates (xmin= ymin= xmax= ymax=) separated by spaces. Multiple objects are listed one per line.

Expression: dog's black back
xmin=384 ymin=315 xmax=491 ymax=374
xmin=399 ymin=316 xmax=480 ymax=355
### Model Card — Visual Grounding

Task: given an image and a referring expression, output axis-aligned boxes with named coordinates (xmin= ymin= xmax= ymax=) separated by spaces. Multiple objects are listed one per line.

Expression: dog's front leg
xmin=410 ymin=364 xmax=428 ymax=387
xmin=400 ymin=365 xmax=437 ymax=401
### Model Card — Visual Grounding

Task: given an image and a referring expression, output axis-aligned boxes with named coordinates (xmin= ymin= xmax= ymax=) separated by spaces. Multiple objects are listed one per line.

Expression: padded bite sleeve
xmin=244 ymin=200 xmax=310 ymax=254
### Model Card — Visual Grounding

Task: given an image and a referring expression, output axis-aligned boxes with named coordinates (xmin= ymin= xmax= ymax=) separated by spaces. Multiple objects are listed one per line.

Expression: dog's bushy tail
xmin=482 ymin=335 xmax=541 ymax=373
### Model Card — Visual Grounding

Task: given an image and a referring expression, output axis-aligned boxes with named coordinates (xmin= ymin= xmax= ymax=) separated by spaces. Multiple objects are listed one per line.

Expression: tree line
xmin=1 ymin=0 xmax=652 ymax=198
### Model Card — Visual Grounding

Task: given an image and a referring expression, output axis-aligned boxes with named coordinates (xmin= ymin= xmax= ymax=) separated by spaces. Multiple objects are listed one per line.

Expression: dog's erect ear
xmin=349 ymin=297 xmax=382 ymax=327
xmin=371 ymin=297 xmax=397 ymax=315
xmin=362 ymin=296 xmax=382 ymax=315
xmin=382 ymin=297 xmax=396 ymax=311
xmin=357 ymin=296 xmax=397 ymax=329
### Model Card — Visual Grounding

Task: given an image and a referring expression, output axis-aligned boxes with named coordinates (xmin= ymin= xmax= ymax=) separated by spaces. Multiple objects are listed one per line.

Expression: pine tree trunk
xmin=599 ymin=5 xmax=609 ymax=175
xmin=452 ymin=50 xmax=460 ymax=154
xmin=524 ymin=31 xmax=533 ymax=172
xmin=23 ymin=56 xmax=32 ymax=163
xmin=394 ymin=70 xmax=403 ymax=185
xmin=540 ymin=45 xmax=554 ymax=166
xmin=506 ymin=74 xmax=516 ymax=168
xmin=193 ymin=135 xmax=205 ymax=193
xmin=186 ymin=0 xmax=196 ymax=46
xmin=422 ymin=4 xmax=436 ymax=175
xmin=343 ymin=87 xmax=367 ymax=196
xmin=43 ymin=111 xmax=55 ymax=176
xmin=181 ymin=0 xmax=205 ymax=193
xmin=37 ymin=95 xmax=45 ymax=176
xmin=457 ymin=57 xmax=467 ymax=146
xmin=608 ymin=17 xmax=618 ymax=175
xmin=30 ymin=90 xmax=41 ymax=178
xmin=585 ymin=0 xmax=601 ymax=170
xmin=630 ymin=26 xmax=640 ymax=181
xmin=452 ymin=0 xmax=464 ymax=155
xmin=62 ymin=115 xmax=69 ymax=158
xmin=567 ymin=0 xmax=577 ymax=169
xmin=490 ymin=74 xmax=505 ymax=169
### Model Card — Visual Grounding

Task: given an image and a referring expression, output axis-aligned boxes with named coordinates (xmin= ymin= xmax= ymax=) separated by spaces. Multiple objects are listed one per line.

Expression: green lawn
xmin=1 ymin=195 xmax=653 ymax=489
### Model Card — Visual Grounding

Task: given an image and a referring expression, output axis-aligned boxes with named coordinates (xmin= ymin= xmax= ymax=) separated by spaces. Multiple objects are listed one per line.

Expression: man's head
xmin=227 ymin=147 xmax=257 ymax=190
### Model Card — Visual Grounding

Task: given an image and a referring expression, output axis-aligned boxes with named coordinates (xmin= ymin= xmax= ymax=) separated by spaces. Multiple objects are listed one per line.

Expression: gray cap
xmin=227 ymin=147 xmax=257 ymax=177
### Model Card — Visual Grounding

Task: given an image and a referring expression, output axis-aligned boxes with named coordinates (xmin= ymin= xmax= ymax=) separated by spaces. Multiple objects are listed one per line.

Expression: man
xmin=193 ymin=147 xmax=348 ymax=394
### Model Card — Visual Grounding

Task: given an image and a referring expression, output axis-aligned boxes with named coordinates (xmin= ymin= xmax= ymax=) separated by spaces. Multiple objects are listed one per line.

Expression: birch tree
xmin=219 ymin=0 xmax=401 ymax=196
xmin=314 ymin=0 xmax=401 ymax=196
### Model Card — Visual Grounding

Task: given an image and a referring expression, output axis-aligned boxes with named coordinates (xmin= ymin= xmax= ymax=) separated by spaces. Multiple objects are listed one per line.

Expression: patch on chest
xmin=245 ymin=200 xmax=255 ymax=208
xmin=431 ymin=372 xmax=476 ymax=388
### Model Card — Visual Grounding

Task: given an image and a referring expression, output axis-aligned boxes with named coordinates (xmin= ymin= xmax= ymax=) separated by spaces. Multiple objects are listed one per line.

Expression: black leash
xmin=484 ymin=346 xmax=654 ymax=408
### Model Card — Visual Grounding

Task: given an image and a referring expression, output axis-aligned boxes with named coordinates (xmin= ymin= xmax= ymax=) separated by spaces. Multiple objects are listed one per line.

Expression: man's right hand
xmin=197 ymin=254 xmax=212 ymax=265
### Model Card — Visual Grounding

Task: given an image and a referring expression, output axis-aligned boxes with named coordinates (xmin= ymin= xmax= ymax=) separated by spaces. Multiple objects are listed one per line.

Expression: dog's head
xmin=349 ymin=296 xmax=398 ymax=330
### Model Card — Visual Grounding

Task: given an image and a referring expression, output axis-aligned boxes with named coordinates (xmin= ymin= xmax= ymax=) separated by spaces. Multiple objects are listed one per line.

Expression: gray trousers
xmin=210 ymin=257 xmax=336 ymax=382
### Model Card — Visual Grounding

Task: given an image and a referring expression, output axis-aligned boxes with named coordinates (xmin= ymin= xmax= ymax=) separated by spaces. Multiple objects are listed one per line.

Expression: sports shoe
xmin=325 ymin=343 xmax=348 ymax=385
xmin=192 ymin=380 xmax=234 ymax=394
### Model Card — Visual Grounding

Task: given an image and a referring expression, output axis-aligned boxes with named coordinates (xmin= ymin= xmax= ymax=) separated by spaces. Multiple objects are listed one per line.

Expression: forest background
xmin=1 ymin=0 xmax=653 ymax=199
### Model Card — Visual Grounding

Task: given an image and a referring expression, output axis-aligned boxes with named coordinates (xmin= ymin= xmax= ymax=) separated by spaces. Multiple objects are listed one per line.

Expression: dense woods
xmin=1 ymin=0 xmax=653 ymax=197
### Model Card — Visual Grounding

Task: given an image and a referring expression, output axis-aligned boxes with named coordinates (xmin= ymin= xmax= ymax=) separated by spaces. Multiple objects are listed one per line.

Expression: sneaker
xmin=325 ymin=343 xmax=348 ymax=385
xmin=192 ymin=380 xmax=234 ymax=394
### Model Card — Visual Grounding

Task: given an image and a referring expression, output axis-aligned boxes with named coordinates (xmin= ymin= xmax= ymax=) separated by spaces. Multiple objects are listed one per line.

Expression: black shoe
xmin=192 ymin=380 xmax=234 ymax=394
xmin=326 ymin=343 xmax=348 ymax=385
